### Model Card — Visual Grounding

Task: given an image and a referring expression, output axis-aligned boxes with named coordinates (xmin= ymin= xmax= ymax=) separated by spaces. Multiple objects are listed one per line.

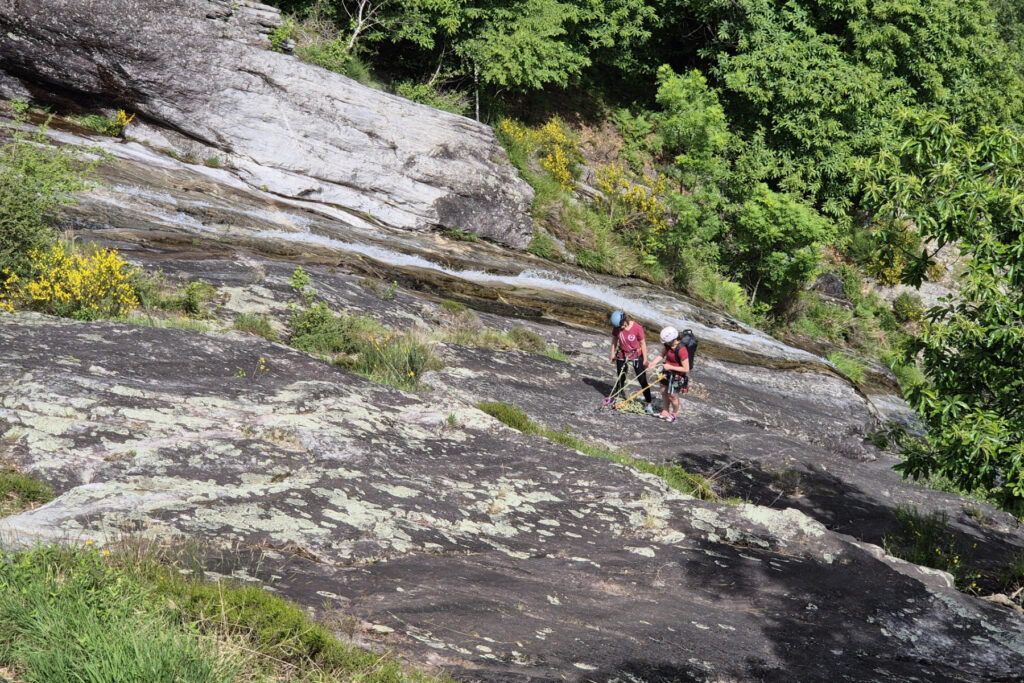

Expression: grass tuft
xmin=0 ymin=469 xmax=53 ymax=517
xmin=884 ymin=505 xmax=977 ymax=590
xmin=828 ymin=351 xmax=867 ymax=385
xmin=476 ymin=401 xmax=715 ymax=499
xmin=233 ymin=312 xmax=278 ymax=342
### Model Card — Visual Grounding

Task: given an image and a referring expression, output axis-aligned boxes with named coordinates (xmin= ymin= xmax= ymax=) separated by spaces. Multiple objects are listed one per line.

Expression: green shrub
xmin=394 ymin=81 xmax=470 ymax=115
xmin=828 ymin=351 xmax=867 ymax=385
xmin=791 ymin=298 xmax=855 ymax=343
xmin=233 ymin=313 xmax=278 ymax=342
xmin=289 ymin=303 xmax=382 ymax=355
xmin=268 ymin=17 xmax=297 ymax=51
xmin=892 ymin=291 xmax=925 ymax=323
xmin=0 ymin=101 xmax=99 ymax=277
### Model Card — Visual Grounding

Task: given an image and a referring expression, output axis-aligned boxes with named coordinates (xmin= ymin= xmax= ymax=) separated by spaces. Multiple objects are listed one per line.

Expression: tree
xmin=726 ymin=184 xmax=832 ymax=309
xmin=861 ymin=109 xmax=1024 ymax=506
xmin=0 ymin=101 xmax=98 ymax=277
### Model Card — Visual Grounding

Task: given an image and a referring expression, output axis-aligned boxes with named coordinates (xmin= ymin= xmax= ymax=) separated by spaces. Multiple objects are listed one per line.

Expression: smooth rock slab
xmin=0 ymin=0 xmax=533 ymax=246
xmin=0 ymin=314 xmax=1022 ymax=681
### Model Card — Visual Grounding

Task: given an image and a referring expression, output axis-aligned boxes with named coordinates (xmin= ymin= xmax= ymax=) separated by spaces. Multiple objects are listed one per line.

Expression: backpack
xmin=679 ymin=329 xmax=698 ymax=370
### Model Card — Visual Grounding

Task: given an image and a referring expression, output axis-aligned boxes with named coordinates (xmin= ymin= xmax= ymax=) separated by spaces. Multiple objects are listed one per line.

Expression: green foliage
xmin=268 ymin=16 xmax=297 ymax=51
xmin=527 ymin=230 xmax=559 ymax=260
xmin=0 ymin=546 xmax=238 ymax=682
xmin=395 ymin=81 xmax=470 ymax=115
xmin=0 ymin=469 xmax=53 ymax=517
xmin=289 ymin=302 xmax=381 ymax=354
xmin=350 ymin=332 xmax=441 ymax=390
xmin=296 ymin=34 xmax=354 ymax=74
xmin=440 ymin=228 xmax=478 ymax=242
xmin=891 ymin=291 xmax=924 ymax=323
xmin=727 ymin=184 xmax=833 ymax=309
xmin=132 ymin=274 xmax=216 ymax=317
xmin=884 ymin=505 xmax=976 ymax=589
xmin=232 ymin=312 xmax=279 ymax=342
xmin=475 ymin=401 xmax=716 ymax=499
xmin=0 ymin=101 xmax=99 ymax=277
xmin=653 ymin=66 xmax=730 ymax=187
xmin=828 ymin=351 xmax=867 ymax=385
xmin=861 ymin=110 xmax=1024 ymax=506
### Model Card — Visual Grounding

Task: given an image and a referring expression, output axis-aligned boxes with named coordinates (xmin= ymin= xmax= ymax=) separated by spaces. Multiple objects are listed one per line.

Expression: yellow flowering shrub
xmin=11 ymin=246 xmax=139 ymax=320
xmin=496 ymin=117 xmax=580 ymax=192
xmin=595 ymin=162 xmax=670 ymax=257
xmin=105 ymin=110 xmax=135 ymax=137
xmin=867 ymin=221 xmax=916 ymax=286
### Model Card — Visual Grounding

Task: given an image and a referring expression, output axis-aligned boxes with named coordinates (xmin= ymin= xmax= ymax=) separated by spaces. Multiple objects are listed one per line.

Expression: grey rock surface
xmin=2 ymin=308 xmax=1024 ymax=681
xmin=0 ymin=0 xmax=534 ymax=247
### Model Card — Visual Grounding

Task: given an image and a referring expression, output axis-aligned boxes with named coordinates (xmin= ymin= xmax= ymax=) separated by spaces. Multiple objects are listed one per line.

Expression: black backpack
xmin=679 ymin=329 xmax=698 ymax=370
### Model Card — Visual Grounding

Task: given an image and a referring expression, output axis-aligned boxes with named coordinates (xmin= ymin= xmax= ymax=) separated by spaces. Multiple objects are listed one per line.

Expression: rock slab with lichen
xmin=1 ymin=307 xmax=1023 ymax=681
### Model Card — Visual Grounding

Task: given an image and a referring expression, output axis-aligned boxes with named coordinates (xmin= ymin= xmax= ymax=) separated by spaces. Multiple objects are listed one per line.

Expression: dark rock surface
xmin=0 ymin=0 xmax=534 ymax=246
xmin=1 ymin=255 xmax=1023 ymax=680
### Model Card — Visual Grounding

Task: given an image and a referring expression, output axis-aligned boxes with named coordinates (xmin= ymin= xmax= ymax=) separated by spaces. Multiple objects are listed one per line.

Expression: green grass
xmin=828 ymin=351 xmax=867 ymax=385
xmin=436 ymin=325 xmax=566 ymax=360
xmin=233 ymin=313 xmax=278 ymax=342
xmin=0 ymin=469 xmax=53 ymax=517
xmin=69 ymin=113 xmax=114 ymax=134
xmin=542 ymin=347 xmax=570 ymax=362
xmin=123 ymin=314 xmax=213 ymax=332
xmin=440 ymin=228 xmax=478 ymax=242
xmin=527 ymin=230 xmax=560 ymax=261
xmin=133 ymin=274 xmax=218 ymax=318
xmin=883 ymin=505 xmax=976 ymax=590
xmin=476 ymin=401 xmax=716 ymax=500
xmin=350 ymin=332 xmax=441 ymax=390
xmin=0 ymin=545 xmax=444 ymax=682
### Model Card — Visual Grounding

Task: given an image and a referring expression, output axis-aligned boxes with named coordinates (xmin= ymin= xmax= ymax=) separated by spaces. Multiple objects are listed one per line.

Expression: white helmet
xmin=660 ymin=326 xmax=679 ymax=344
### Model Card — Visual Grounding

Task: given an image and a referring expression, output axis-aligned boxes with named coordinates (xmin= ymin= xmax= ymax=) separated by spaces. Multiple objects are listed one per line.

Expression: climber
xmin=646 ymin=326 xmax=689 ymax=423
xmin=605 ymin=310 xmax=655 ymax=415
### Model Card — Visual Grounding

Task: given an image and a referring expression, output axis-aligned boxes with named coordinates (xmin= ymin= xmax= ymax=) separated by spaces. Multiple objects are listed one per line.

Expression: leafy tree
xmin=0 ymin=101 xmax=98 ymax=277
xmin=861 ymin=109 xmax=1024 ymax=506
xmin=652 ymin=65 xmax=730 ymax=190
xmin=725 ymin=184 xmax=833 ymax=309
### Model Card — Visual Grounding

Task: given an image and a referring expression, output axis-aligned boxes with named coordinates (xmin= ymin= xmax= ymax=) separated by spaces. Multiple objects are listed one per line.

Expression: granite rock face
xmin=2 ymin=309 xmax=1023 ymax=681
xmin=0 ymin=0 xmax=534 ymax=246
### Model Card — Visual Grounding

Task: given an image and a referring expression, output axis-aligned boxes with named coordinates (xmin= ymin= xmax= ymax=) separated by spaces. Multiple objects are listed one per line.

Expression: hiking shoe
xmin=659 ymin=411 xmax=671 ymax=420
xmin=667 ymin=414 xmax=677 ymax=423
xmin=645 ymin=404 xmax=655 ymax=415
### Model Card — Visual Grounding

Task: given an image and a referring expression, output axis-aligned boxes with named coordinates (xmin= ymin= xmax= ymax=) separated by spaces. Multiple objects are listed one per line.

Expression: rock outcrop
xmin=2 ymin=305 xmax=1024 ymax=681
xmin=0 ymin=0 xmax=534 ymax=247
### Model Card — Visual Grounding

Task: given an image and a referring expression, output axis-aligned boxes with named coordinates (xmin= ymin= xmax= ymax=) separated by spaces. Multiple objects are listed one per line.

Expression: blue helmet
xmin=610 ymin=310 xmax=626 ymax=328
